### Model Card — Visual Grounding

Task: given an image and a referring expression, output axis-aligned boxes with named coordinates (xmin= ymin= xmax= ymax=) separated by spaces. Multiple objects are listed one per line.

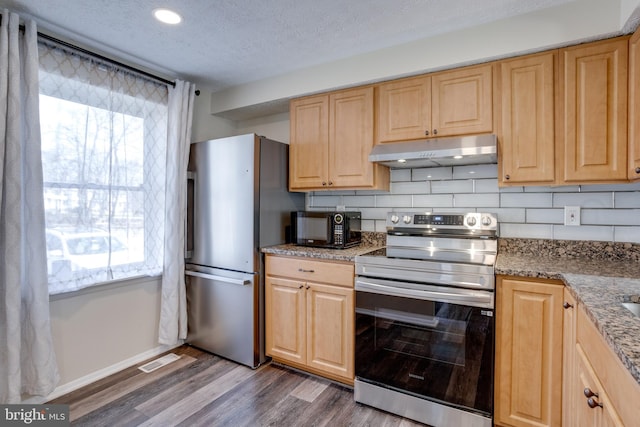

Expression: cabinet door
xmin=289 ymin=95 xmax=329 ymax=189
xmin=431 ymin=64 xmax=493 ymax=137
xmin=305 ymin=282 xmax=354 ymax=381
xmin=630 ymin=27 xmax=640 ymax=180
xmin=573 ymin=344 xmax=624 ymax=427
xmin=560 ymin=38 xmax=628 ymax=182
xmin=265 ymin=276 xmax=306 ymax=365
xmin=495 ymin=277 xmax=563 ymax=427
xmin=499 ymin=52 xmax=556 ymax=185
xmin=376 ymin=75 xmax=431 ymax=143
xmin=329 ymin=87 xmax=375 ymax=188
xmin=562 ymin=289 xmax=577 ymax=427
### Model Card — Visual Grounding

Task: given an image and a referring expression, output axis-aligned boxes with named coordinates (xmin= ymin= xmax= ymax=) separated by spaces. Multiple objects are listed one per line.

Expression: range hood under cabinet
xmin=368 ymin=134 xmax=497 ymax=168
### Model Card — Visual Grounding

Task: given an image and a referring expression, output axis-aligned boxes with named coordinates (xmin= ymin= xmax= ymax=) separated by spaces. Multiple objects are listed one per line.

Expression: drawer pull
xmin=587 ymin=397 xmax=603 ymax=409
xmin=298 ymin=268 xmax=315 ymax=273
xmin=584 ymin=388 xmax=598 ymax=398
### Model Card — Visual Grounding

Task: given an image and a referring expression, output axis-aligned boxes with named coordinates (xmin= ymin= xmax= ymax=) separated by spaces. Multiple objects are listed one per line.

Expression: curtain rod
xmin=2 ymin=13 xmax=201 ymax=95
xmin=36 ymin=31 xmax=177 ymax=88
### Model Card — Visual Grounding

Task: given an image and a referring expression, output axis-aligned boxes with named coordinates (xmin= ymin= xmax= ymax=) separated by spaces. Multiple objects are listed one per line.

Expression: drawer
xmin=265 ymin=255 xmax=354 ymax=288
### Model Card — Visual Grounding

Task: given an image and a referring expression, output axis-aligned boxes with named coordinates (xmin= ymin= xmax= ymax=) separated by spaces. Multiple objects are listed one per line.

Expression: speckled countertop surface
xmin=261 ymin=242 xmax=381 ymax=262
xmin=496 ymin=241 xmax=640 ymax=387
xmin=263 ymin=236 xmax=640 ymax=387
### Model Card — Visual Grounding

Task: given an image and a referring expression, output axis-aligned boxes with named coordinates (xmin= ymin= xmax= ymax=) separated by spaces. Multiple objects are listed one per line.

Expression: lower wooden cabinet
xmin=495 ymin=276 xmax=564 ymax=427
xmin=563 ymin=304 xmax=639 ymax=427
xmin=265 ymin=254 xmax=354 ymax=384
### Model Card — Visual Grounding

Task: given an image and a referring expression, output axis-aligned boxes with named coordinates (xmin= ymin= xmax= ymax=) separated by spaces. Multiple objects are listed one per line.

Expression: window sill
xmin=48 ymin=274 xmax=163 ymax=301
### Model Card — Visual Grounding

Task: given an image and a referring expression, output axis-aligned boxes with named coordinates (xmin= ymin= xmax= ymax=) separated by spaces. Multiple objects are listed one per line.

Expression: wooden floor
xmin=49 ymin=345 xmax=426 ymax=426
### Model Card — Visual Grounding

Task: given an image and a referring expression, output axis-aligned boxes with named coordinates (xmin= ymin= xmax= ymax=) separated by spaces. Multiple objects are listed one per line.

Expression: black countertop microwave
xmin=291 ymin=211 xmax=361 ymax=249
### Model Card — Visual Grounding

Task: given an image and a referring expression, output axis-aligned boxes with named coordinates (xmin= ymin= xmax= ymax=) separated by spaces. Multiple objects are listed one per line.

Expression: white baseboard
xmin=24 ymin=342 xmax=182 ymax=404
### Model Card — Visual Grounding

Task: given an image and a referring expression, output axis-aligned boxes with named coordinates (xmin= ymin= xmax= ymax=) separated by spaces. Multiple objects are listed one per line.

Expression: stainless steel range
xmin=354 ymin=212 xmax=498 ymax=427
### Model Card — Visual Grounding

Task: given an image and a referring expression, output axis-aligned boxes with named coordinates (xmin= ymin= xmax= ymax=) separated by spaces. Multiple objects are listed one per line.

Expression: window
xmin=38 ymin=40 xmax=168 ymax=294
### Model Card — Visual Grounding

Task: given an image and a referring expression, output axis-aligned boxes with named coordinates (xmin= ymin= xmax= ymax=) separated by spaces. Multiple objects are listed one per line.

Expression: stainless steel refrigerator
xmin=185 ymin=133 xmax=304 ymax=368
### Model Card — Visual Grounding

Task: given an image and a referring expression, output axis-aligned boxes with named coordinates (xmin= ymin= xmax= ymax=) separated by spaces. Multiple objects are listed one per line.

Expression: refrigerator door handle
xmin=185 ymin=171 xmax=196 ymax=259
xmin=185 ymin=270 xmax=251 ymax=286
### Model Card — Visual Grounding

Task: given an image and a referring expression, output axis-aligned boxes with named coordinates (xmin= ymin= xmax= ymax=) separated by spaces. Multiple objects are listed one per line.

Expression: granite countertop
xmin=261 ymin=242 xmax=381 ymax=262
xmin=496 ymin=252 xmax=640 ymax=387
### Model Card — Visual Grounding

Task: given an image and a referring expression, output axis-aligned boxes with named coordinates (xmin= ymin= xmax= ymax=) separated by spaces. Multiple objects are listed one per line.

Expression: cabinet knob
xmin=636 ymin=167 xmax=640 ymax=174
xmin=305 ymin=285 xmax=310 ymax=290
xmin=433 ymin=129 xmax=438 ymax=135
xmin=563 ymin=301 xmax=574 ymax=309
xmin=322 ymin=181 xmax=327 ymax=186
xmin=587 ymin=397 xmax=603 ymax=409
xmin=584 ymin=388 xmax=598 ymax=398
xmin=328 ymin=181 xmax=333 ymax=186
xmin=425 ymin=130 xmax=429 ymax=136
xmin=298 ymin=284 xmax=304 ymax=289
xmin=505 ymin=175 xmax=510 ymax=180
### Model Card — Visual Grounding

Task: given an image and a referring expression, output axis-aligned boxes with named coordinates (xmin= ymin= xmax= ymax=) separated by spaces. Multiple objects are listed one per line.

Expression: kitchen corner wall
xmin=305 ymin=164 xmax=640 ymax=244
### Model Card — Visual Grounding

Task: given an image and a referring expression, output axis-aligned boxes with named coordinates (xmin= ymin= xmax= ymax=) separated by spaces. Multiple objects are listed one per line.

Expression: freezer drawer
xmin=186 ymin=268 xmax=263 ymax=368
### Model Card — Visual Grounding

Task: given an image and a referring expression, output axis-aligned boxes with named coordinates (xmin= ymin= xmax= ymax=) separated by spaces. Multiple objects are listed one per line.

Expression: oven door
xmin=355 ymin=277 xmax=494 ymax=417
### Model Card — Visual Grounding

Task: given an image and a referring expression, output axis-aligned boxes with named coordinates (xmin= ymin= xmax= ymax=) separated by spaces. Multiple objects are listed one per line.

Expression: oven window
xmin=355 ymin=290 xmax=494 ymax=415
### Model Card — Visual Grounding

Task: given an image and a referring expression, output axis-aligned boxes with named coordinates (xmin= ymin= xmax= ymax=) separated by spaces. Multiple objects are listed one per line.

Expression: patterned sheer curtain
xmin=37 ymin=38 xmax=168 ymax=294
xmin=0 ymin=11 xmax=59 ymax=403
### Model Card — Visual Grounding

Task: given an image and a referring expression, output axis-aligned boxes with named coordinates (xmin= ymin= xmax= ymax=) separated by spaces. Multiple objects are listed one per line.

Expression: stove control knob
xmin=390 ymin=214 xmax=400 ymax=224
xmin=466 ymin=216 xmax=477 ymax=227
xmin=481 ymin=216 xmax=492 ymax=226
xmin=403 ymin=215 xmax=412 ymax=224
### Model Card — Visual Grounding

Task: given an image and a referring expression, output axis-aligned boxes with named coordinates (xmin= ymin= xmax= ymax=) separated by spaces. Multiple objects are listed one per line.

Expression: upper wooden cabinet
xmin=376 ymin=64 xmax=493 ymax=143
xmin=495 ymin=276 xmax=564 ymax=427
xmin=498 ymin=52 xmax=556 ymax=185
xmin=629 ymin=26 xmax=640 ymax=180
xmin=289 ymin=87 xmax=389 ymax=191
xmin=558 ymin=37 xmax=629 ymax=183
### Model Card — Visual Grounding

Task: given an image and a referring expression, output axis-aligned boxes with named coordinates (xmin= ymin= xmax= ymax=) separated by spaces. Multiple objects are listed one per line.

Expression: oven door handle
xmin=355 ymin=278 xmax=494 ymax=309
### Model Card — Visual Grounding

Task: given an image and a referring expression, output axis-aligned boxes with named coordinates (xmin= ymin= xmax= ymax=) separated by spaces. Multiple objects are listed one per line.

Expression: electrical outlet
xmin=564 ymin=206 xmax=581 ymax=226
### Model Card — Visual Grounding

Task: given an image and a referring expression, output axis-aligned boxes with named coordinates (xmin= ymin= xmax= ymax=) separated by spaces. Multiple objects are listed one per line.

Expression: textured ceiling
xmin=1 ymin=0 xmax=575 ymax=93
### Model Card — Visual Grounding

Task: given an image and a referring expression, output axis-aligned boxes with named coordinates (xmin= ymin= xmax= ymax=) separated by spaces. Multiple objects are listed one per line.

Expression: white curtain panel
xmin=0 ymin=11 xmax=60 ymax=403
xmin=158 ymin=80 xmax=195 ymax=345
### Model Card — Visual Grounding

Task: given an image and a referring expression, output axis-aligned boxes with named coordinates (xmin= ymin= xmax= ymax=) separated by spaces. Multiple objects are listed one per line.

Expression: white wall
xmin=306 ymin=165 xmax=640 ymax=243
xmin=47 ymin=276 xmax=174 ymax=399
xmin=205 ymin=0 xmax=627 ymax=117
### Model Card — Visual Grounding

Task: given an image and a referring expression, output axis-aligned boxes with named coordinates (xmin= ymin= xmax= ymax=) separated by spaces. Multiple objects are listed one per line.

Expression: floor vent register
xmin=138 ymin=353 xmax=181 ymax=373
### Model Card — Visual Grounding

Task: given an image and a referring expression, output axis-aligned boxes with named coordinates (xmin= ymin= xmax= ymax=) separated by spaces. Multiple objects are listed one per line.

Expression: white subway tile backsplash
xmin=390 ymin=168 xmax=411 ymax=182
xmin=412 ymin=167 xmax=453 ymax=181
xmin=552 ymin=192 xmax=613 ymax=208
xmin=501 ymin=192 xmax=553 ymax=208
xmin=491 ymin=208 xmax=526 ymax=223
xmin=553 ymin=225 xmax=614 ymax=241
xmin=454 ymin=193 xmax=500 ymax=208
xmin=413 ymin=194 xmax=454 ymax=208
xmin=391 ymin=181 xmax=431 ymax=195
xmin=305 ymin=166 xmax=640 ymax=242
xmin=581 ymin=209 xmax=640 ymax=225
xmin=500 ymin=223 xmax=553 ymax=239
xmin=613 ymin=226 xmax=640 ymax=243
xmin=526 ymin=208 xmax=564 ymax=224
xmin=343 ymin=195 xmax=376 ymax=207
xmin=453 ymin=164 xmax=498 ymax=179
xmin=432 ymin=180 xmax=473 ymax=194
xmin=475 ymin=179 xmax=499 ymax=193
xmin=376 ymin=194 xmax=413 ymax=208
xmin=615 ymin=192 xmax=640 ymax=208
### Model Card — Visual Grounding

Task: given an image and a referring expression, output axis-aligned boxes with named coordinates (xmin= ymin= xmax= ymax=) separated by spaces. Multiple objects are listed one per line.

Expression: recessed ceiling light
xmin=398 ymin=159 xmax=407 ymax=163
xmin=453 ymin=155 xmax=463 ymax=159
xmin=153 ymin=8 xmax=182 ymax=25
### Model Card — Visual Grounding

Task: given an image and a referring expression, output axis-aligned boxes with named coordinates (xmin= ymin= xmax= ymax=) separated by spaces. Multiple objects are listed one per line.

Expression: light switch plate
xmin=564 ymin=206 xmax=581 ymax=226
